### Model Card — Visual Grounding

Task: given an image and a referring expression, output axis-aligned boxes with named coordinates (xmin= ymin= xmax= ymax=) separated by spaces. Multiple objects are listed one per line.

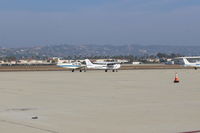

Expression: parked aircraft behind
xmin=85 ymin=59 xmax=120 ymax=72
xmin=182 ymin=57 xmax=200 ymax=69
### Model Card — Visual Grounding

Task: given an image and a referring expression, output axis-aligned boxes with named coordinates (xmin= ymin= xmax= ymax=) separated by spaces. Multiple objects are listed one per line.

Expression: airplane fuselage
xmin=86 ymin=64 xmax=120 ymax=70
xmin=57 ymin=63 xmax=82 ymax=69
xmin=184 ymin=64 xmax=200 ymax=67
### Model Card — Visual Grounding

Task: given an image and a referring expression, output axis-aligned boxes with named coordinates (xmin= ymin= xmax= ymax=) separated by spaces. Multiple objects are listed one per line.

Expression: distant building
xmin=116 ymin=59 xmax=129 ymax=64
xmin=132 ymin=62 xmax=141 ymax=65
xmin=146 ymin=58 xmax=160 ymax=63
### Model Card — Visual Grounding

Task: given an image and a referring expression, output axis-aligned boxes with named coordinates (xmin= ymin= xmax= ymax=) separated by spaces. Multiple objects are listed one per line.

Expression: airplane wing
xmin=107 ymin=63 xmax=115 ymax=66
xmin=106 ymin=62 xmax=120 ymax=66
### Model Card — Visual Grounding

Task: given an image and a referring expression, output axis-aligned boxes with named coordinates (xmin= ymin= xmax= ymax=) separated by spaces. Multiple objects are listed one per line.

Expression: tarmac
xmin=0 ymin=64 xmax=190 ymax=71
xmin=0 ymin=69 xmax=199 ymax=133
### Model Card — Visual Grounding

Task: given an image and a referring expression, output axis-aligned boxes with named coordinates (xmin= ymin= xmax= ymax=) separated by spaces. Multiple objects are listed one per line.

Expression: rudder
xmin=85 ymin=59 xmax=93 ymax=66
xmin=183 ymin=58 xmax=190 ymax=65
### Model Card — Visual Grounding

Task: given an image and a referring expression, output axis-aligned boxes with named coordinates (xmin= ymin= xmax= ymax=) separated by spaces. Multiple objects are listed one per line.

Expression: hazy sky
xmin=0 ymin=0 xmax=200 ymax=47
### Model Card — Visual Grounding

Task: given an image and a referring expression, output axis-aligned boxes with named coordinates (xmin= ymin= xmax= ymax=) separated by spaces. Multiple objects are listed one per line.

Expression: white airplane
xmin=57 ymin=62 xmax=86 ymax=72
xmin=85 ymin=59 xmax=121 ymax=72
xmin=182 ymin=57 xmax=200 ymax=69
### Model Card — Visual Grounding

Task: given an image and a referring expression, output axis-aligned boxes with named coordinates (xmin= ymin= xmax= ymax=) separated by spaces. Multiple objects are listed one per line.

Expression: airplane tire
xmin=195 ymin=67 xmax=197 ymax=70
xmin=72 ymin=69 xmax=75 ymax=72
xmin=80 ymin=70 xmax=82 ymax=72
xmin=105 ymin=70 xmax=108 ymax=72
xmin=112 ymin=70 xmax=115 ymax=72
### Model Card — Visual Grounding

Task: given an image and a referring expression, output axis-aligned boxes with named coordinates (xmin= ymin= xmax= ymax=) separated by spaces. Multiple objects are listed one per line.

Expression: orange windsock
xmin=174 ymin=73 xmax=180 ymax=83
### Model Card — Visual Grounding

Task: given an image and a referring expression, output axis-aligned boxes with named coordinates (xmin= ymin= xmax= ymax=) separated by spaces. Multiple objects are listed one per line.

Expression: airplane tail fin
xmin=183 ymin=58 xmax=190 ymax=65
xmin=85 ymin=59 xmax=94 ymax=66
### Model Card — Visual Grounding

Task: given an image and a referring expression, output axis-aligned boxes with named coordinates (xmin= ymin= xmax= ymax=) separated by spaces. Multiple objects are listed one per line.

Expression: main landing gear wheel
xmin=72 ymin=69 xmax=75 ymax=72
xmin=112 ymin=70 xmax=115 ymax=72
xmin=105 ymin=70 xmax=108 ymax=72
xmin=80 ymin=69 xmax=82 ymax=72
xmin=195 ymin=67 xmax=197 ymax=70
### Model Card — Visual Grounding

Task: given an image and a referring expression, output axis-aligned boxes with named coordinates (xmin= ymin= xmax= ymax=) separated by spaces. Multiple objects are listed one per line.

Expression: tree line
xmin=0 ymin=52 xmax=183 ymax=63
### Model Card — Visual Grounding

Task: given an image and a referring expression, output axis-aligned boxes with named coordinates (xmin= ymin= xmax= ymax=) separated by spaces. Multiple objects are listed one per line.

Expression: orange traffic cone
xmin=174 ymin=73 xmax=180 ymax=83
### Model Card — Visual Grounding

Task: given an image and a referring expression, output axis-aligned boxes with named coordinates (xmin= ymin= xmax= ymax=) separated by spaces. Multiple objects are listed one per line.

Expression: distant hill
xmin=0 ymin=44 xmax=200 ymax=58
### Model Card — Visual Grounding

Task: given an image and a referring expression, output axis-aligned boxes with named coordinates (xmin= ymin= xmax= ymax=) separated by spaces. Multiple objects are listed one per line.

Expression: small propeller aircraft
xmin=85 ymin=59 xmax=121 ymax=72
